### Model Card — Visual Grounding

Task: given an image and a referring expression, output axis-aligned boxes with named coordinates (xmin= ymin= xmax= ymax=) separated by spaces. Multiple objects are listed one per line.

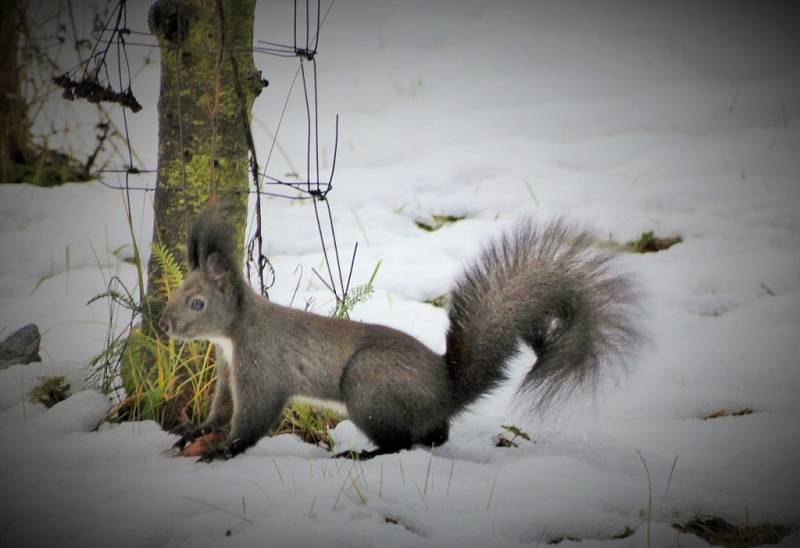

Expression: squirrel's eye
xmin=190 ymin=298 xmax=205 ymax=311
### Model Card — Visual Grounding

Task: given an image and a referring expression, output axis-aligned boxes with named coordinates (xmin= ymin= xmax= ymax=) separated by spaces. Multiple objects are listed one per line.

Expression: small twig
xmin=289 ymin=264 xmax=304 ymax=308
xmin=423 ymin=445 xmax=434 ymax=495
xmin=486 ymin=477 xmax=497 ymax=511
xmin=271 ymin=457 xmax=284 ymax=485
xmin=412 ymin=480 xmax=429 ymax=510
xmin=665 ymin=453 xmax=679 ymax=497
xmin=19 ymin=364 xmax=27 ymax=420
xmin=306 ymin=496 xmax=316 ymax=519
xmin=332 ymin=462 xmax=356 ymax=510
xmin=523 ymin=180 xmax=540 ymax=206
xmin=635 ymin=449 xmax=653 ymax=548
xmin=379 ymin=461 xmax=384 ymax=499
xmin=446 ymin=459 xmax=455 ymax=496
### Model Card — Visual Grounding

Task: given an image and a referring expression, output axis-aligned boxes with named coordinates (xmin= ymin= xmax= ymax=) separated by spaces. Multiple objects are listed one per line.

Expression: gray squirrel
xmin=162 ymin=207 xmax=640 ymax=461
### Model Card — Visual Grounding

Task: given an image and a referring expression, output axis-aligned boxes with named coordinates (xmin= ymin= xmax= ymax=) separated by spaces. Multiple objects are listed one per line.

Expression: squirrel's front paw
xmin=197 ymin=445 xmax=228 ymax=462
xmin=172 ymin=426 xmax=209 ymax=451
xmin=197 ymin=438 xmax=245 ymax=462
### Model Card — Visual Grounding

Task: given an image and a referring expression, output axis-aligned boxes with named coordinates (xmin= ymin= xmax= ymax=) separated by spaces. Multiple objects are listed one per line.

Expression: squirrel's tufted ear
xmin=187 ymin=204 xmax=232 ymax=273
xmin=205 ymin=252 xmax=230 ymax=292
xmin=187 ymin=233 xmax=200 ymax=271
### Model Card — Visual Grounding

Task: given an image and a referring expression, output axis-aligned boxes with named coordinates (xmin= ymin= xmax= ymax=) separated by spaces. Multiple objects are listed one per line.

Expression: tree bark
xmin=0 ymin=0 xmax=30 ymax=182
xmin=145 ymin=0 xmax=264 ymax=328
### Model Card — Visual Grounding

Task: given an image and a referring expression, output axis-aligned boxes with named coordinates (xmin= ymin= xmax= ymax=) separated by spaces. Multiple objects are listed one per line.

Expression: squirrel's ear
xmin=187 ymin=236 xmax=200 ymax=271
xmin=205 ymin=252 xmax=229 ymax=291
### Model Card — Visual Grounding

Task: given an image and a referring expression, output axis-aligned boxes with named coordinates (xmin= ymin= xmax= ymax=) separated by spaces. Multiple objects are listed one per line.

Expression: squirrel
xmin=163 ymin=206 xmax=641 ymax=461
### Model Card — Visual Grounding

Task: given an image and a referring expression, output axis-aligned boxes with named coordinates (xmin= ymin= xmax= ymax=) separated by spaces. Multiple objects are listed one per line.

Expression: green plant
xmin=627 ymin=231 xmax=682 ymax=253
xmin=495 ymin=424 xmax=532 ymax=448
xmin=424 ymin=293 xmax=449 ymax=309
xmin=117 ymin=326 xmax=216 ymax=426
xmin=611 ymin=526 xmax=636 ymax=540
xmin=331 ymin=260 xmax=381 ymax=320
xmin=88 ymin=243 xmax=217 ymax=430
xmin=149 ymin=242 xmax=184 ymax=298
xmin=414 ymin=214 xmax=466 ymax=232
xmin=29 ymin=375 xmax=70 ymax=408
xmin=272 ymin=401 xmax=344 ymax=450
xmin=85 ymin=240 xmax=134 ymax=395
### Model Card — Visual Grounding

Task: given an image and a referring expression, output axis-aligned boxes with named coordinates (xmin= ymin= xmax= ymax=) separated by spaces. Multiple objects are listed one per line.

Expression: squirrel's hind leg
xmin=332 ymin=423 xmax=449 ymax=460
xmin=341 ymin=346 xmax=453 ymax=455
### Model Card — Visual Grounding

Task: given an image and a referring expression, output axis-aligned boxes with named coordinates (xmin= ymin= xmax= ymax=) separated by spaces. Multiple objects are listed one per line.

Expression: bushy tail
xmin=444 ymin=219 xmax=641 ymax=412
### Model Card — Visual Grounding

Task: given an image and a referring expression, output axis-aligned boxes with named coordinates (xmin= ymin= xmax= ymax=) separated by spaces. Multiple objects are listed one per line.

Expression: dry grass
xmin=627 ymin=231 xmax=682 ymax=253
xmin=414 ymin=214 xmax=466 ymax=232
xmin=703 ymin=408 xmax=754 ymax=420
xmin=272 ymin=402 xmax=345 ymax=451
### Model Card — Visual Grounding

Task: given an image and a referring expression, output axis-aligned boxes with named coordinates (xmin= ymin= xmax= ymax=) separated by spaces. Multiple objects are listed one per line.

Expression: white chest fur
xmin=207 ymin=336 xmax=235 ymax=366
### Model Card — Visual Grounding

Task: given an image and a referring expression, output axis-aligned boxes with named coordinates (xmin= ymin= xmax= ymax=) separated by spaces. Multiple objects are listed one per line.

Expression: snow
xmin=1 ymin=1 xmax=799 ymax=547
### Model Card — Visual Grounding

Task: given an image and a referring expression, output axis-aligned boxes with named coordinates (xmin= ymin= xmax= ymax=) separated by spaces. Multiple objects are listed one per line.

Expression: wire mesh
xmin=53 ymin=0 xmax=355 ymax=306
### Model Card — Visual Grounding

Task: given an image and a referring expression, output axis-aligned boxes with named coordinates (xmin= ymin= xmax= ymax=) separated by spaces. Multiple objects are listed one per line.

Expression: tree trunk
xmin=122 ymin=0 xmax=264 ymax=428
xmin=0 ymin=0 xmax=30 ymax=182
xmin=145 ymin=0 xmax=264 ymax=328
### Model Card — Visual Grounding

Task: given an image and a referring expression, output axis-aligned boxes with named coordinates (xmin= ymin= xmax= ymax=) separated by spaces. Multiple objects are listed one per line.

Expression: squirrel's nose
xmin=159 ymin=314 xmax=172 ymax=334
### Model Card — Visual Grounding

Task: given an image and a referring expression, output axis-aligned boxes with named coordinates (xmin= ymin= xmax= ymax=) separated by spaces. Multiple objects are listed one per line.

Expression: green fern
xmin=332 ymin=260 xmax=381 ymax=320
xmin=151 ymin=243 xmax=184 ymax=298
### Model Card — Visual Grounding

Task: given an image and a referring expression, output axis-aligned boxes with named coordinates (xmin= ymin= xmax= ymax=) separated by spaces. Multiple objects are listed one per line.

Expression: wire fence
xmin=54 ymin=0 xmax=356 ymax=306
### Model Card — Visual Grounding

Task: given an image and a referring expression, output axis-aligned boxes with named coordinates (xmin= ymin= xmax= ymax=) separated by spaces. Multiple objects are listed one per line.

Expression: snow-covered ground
xmin=2 ymin=1 xmax=799 ymax=547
